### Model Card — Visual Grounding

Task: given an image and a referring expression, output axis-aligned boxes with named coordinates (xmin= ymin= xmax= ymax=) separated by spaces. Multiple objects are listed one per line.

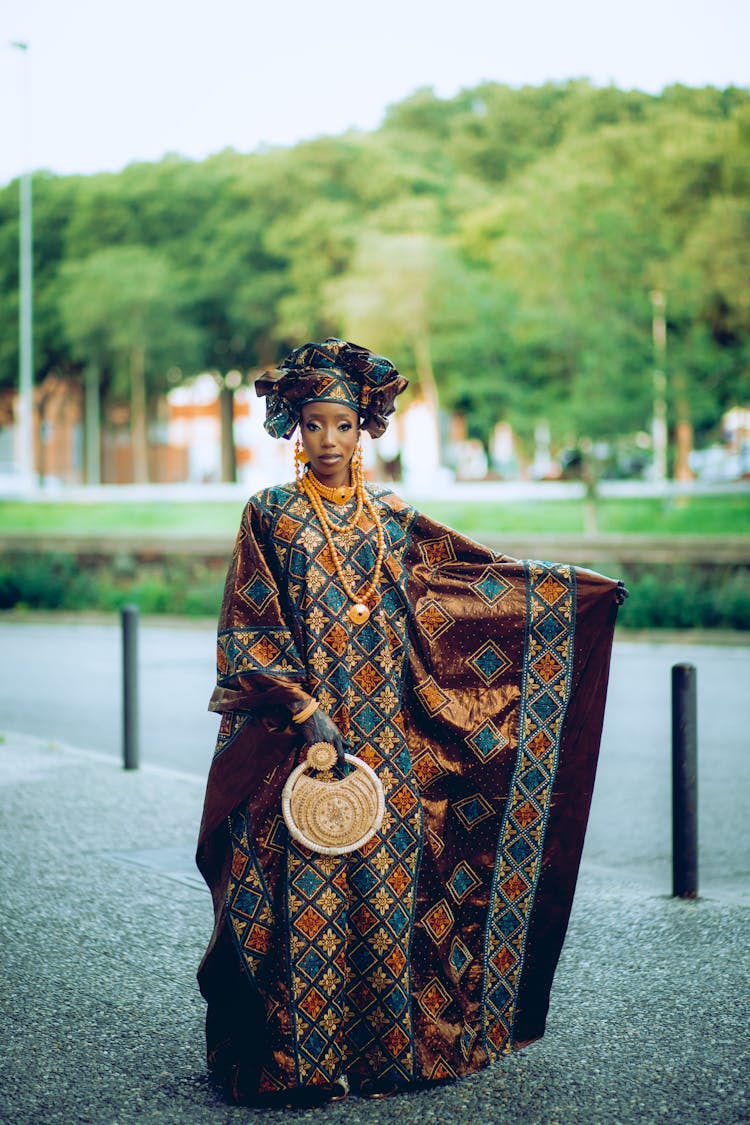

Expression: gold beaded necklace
xmin=299 ymin=452 xmax=385 ymax=625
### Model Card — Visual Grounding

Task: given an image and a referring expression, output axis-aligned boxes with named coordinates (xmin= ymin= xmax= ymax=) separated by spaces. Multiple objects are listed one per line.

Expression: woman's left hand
xmin=615 ymin=580 xmax=629 ymax=605
xmin=297 ymin=708 xmax=348 ymax=769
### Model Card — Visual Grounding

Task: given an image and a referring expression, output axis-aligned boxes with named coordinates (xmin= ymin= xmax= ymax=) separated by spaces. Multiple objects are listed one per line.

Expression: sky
xmin=1 ymin=0 xmax=749 ymax=187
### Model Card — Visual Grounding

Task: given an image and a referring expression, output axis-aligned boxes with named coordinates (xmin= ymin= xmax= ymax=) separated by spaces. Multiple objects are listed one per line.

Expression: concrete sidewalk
xmin=0 ymin=734 xmax=747 ymax=1125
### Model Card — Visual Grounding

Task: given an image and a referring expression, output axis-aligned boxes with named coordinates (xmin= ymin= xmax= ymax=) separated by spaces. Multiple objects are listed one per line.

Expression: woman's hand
xmin=297 ymin=708 xmax=348 ymax=769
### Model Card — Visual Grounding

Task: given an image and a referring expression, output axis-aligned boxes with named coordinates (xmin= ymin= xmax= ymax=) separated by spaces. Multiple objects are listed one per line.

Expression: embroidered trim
xmin=479 ymin=562 xmax=576 ymax=1060
xmin=225 ymin=806 xmax=277 ymax=982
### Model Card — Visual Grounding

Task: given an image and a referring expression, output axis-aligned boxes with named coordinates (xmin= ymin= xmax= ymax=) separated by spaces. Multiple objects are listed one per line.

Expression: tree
xmin=58 ymin=246 xmax=202 ymax=482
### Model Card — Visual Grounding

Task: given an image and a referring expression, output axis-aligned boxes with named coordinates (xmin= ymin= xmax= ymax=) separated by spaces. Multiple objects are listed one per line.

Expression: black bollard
xmin=121 ymin=604 xmax=140 ymax=770
xmin=671 ymin=663 xmax=697 ymax=898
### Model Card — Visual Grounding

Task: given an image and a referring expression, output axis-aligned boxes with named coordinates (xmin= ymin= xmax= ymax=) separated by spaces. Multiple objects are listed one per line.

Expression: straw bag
xmin=282 ymin=742 xmax=385 ymax=856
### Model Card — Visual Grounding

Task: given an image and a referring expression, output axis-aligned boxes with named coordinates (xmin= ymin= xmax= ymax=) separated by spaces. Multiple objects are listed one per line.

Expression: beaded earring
xmin=295 ymin=437 xmax=309 ymax=486
xmin=350 ymin=437 xmax=363 ymax=489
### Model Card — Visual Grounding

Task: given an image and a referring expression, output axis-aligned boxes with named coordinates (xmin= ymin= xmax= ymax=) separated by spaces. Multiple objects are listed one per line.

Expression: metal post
xmin=121 ymin=604 xmax=140 ymax=770
xmin=672 ymin=663 xmax=697 ymax=898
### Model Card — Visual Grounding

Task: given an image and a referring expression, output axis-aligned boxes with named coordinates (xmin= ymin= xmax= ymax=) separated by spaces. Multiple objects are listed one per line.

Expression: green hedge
xmin=0 ymin=552 xmax=227 ymax=618
xmin=614 ymin=564 xmax=750 ymax=631
xmin=0 ymin=551 xmax=749 ymax=631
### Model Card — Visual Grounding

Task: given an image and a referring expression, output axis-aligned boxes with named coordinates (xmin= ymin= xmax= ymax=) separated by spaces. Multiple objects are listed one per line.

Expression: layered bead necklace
xmin=298 ymin=447 xmax=385 ymax=625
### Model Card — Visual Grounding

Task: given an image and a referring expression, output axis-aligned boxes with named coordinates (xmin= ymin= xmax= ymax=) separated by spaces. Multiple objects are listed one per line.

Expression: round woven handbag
xmin=282 ymin=742 xmax=385 ymax=856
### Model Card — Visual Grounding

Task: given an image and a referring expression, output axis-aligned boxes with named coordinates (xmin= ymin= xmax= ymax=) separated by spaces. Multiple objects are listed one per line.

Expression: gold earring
xmin=351 ymin=438 xmax=363 ymax=487
xmin=295 ymin=437 xmax=309 ymax=486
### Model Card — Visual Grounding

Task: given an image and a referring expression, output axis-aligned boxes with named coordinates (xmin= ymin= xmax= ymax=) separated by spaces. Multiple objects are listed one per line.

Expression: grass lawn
xmin=1 ymin=493 xmax=749 ymax=537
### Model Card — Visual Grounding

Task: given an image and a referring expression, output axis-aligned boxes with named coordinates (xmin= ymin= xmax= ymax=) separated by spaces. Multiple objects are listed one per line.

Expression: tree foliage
xmin=1 ymin=80 xmax=748 ymax=464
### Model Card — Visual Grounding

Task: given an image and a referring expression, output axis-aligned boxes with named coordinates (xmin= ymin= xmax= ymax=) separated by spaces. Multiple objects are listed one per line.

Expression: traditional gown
xmin=196 ymin=481 xmax=620 ymax=1101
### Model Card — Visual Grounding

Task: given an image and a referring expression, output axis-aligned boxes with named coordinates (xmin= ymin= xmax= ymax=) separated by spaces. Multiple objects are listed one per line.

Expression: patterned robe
xmin=196 ymin=481 xmax=619 ymax=1101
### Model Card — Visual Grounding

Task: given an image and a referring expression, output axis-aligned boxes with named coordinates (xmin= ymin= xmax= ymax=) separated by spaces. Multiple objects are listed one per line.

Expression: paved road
xmin=1 ymin=617 xmax=748 ymax=898
xmin=3 ymin=732 xmax=747 ymax=1125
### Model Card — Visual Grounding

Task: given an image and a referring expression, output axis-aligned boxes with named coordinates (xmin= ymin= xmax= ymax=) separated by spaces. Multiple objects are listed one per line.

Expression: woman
xmin=196 ymin=338 xmax=625 ymax=1105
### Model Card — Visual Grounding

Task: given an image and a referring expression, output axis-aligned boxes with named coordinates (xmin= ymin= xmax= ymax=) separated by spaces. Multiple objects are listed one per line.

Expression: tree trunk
xmin=84 ymin=361 xmax=101 ymax=486
xmin=581 ymin=446 xmax=599 ymax=535
xmin=130 ymin=345 xmax=149 ymax=483
xmin=219 ymin=383 xmax=237 ymax=483
xmin=673 ymin=375 xmax=694 ymax=482
xmin=413 ymin=330 xmax=441 ymax=460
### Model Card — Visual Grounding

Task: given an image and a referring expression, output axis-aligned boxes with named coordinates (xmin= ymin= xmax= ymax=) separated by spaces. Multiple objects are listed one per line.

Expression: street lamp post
xmin=11 ymin=40 xmax=34 ymax=487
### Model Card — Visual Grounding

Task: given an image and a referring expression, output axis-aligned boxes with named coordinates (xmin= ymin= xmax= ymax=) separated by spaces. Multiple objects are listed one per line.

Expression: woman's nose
xmin=321 ymin=427 xmax=336 ymax=447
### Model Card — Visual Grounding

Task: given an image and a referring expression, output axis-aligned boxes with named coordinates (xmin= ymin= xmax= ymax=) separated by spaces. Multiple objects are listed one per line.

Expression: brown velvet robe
xmin=196 ymin=482 xmax=619 ymax=1101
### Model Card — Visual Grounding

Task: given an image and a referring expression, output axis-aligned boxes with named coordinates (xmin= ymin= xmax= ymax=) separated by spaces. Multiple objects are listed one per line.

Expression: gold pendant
xmin=348 ymin=602 xmax=370 ymax=625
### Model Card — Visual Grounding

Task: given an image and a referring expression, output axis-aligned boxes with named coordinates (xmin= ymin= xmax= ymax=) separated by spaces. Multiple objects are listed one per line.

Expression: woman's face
xmin=300 ymin=401 xmax=359 ymax=488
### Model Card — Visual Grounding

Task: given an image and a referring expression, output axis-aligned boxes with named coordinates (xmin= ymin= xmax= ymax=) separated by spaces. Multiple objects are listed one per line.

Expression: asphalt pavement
xmin=0 ymin=619 xmax=748 ymax=1123
xmin=1 ymin=731 xmax=747 ymax=1125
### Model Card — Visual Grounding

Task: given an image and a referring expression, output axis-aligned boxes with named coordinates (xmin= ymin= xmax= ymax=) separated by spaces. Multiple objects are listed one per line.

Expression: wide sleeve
xmin=197 ymin=496 xmax=313 ymax=886
xmin=398 ymin=508 xmax=621 ymax=1057
xmin=208 ymin=496 xmax=315 ymax=717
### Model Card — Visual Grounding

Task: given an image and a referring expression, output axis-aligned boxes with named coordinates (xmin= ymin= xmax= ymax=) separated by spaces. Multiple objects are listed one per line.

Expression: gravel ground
xmin=0 ymin=734 xmax=747 ymax=1125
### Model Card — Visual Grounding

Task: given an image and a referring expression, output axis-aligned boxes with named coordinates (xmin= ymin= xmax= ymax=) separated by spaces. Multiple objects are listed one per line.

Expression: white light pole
xmin=11 ymin=40 xmax=34 ymax=487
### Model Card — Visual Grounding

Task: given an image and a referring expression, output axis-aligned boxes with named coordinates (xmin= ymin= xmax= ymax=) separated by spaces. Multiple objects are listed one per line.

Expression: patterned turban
xmin=255 ymin=338 xmax=408 ymax=440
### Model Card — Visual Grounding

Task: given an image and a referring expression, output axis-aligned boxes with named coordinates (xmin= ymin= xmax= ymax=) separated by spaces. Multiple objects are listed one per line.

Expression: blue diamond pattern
xmin=355 ymin=702 xmax=381 ymax=734
xmin=467 ymin=719 xmax=507 ymax=762
xmin=522 ymin=766 xmax=545 ymax=793
xmin=304 ymin=1027 xmax=327 ymax=1057
xmin=472 ymin=571 xmax=510 ymax=606
xmin=447 ymin=862 xmax=479 ymax=902
xmin=389 ymin=903 xmax=409 ymax=933
xmin=496 ymin=910 xmax=521 ymax=938
xmin=239 ymin=572 xmax=275 ymax=611
xmin=468 ymin=642 xmax=510 ymax=685
xmin=456 ymin=797 xmax=490 ymax=825
xmin=449 ymin=940 xmax=471 ymax=977
xmin=234 ymin=887 xmax=262 ymax=916
xmin=295 ymin=867 xmax=325 ymax=898
xmin=534 ymin=692 xmax=557 ymax=720
xmin=537 ymin=613 xmax=564 ymax=641
xmin=299 ymin=949 xmax=326 ymax=978
xmin=508 ymin=837 xmax=534 ymax=864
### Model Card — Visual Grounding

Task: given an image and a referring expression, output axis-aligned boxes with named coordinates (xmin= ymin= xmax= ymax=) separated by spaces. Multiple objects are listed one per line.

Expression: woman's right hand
xmin=297 ymin=708 xmax=348 ymax=769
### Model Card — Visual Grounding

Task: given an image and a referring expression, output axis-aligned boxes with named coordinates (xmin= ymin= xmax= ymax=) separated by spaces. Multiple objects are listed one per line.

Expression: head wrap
xmin=255 ymin=338 xmax=408 ymax=440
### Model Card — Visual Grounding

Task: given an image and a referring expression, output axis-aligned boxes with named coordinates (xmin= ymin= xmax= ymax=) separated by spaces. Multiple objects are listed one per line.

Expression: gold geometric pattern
xmin=411 ymin=750 xmax=447 ymax=789
xmin=532 ymin=651 xmax=564 ymax=684
xmin=414 ymin=676 xmax=451 ymax=717
xmin=428 ymin=1057 xmax=458 ymax=1080
xmin=418 ymin=534 xmax=457 ymax=568
xmin=421 ymin=899 xmax=455 ymax=944
xmin=248 ymin=636 xmax=281 ymax=667
xmin=415 ymin=598 xmax=455 ymax=642
xmin=418 ymin=978 xmax=452 ymax=1020
xmin=225 ymin=807 xmax=276 ymax=980
xmin=536 ymin=573 xmax=567 ymax=606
